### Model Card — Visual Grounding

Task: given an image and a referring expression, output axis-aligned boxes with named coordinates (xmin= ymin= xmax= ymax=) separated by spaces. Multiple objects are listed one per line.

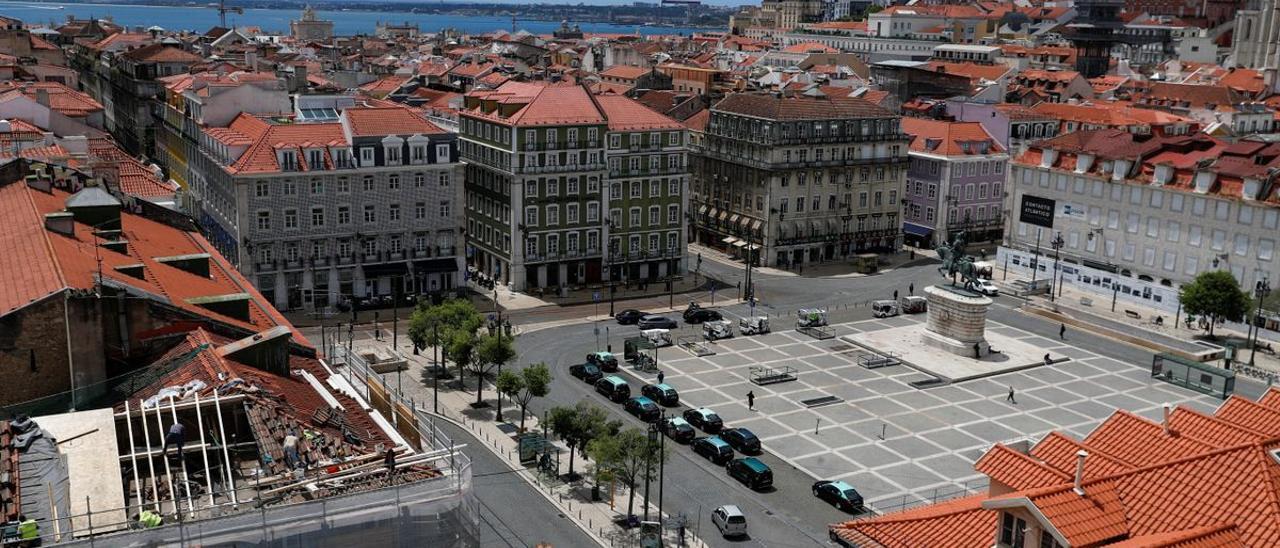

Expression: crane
xmin=212 ymin=0 xmax=243 ymax=28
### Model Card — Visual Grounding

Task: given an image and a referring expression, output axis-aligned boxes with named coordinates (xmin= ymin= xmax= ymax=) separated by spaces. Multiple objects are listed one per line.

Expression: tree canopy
xmin=1180 ymin=270 xmax=1250 ymax=338
xmin=588 ymin=427 xmax=666 ymax=519
xmin=496 ymin=362 xmax=551 ymax=432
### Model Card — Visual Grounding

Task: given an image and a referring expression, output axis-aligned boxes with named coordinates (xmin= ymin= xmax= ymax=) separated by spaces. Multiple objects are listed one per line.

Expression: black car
xmin=692 ymin=436 xmax=735 ymax=465
xmin=727 ymin=457 xmax=773 ymax=490
xmin=624 ymin=396 xmax=662 ymax=422
xmin=662 ymin=417 xmax=697 ymax=443
xmin=682 ymin=407 xmax=724 ymax=434
xmin=721 ymin=428 xmax=761 ymax=454
xmin=586 ymin=352 xmax=619 ymax=372
xmin=569 ymin=363 xmax=603 ymax=384
xmin=641 ymin=383 xmax=680 ymax=407
xmin=615 ymin=309 xmax=644 ymax=325
xmin=812 ymin=480 xmax=864 ymax=512
xmin=684 ymin=308 xmax=723 ymax=324
xmin=637 ymin=315 xmax=678 ymax=330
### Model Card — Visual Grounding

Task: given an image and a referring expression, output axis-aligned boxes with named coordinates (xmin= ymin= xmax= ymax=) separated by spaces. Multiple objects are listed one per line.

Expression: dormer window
xmin=307 ymin=148 xmax=324 ymax=169
xmin=360 ymin=147 xmax=374 ymax=166
xmin=386 ymin=145 xmax=402 ymax=165
xmin=436 ymin=144 xmax=451 ymax=163
xmin=412 ymin=145 xmax=425 ymax=163
xmin=279 ymin=150 xmax=298 ymax=171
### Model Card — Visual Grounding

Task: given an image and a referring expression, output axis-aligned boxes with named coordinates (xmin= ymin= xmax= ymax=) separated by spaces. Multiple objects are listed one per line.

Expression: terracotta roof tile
xmin=594 ymin=94 xmax=684 ymax=132
xmin=0 ymin=180 xmax=65 ymax=315
xmin=599 ymin=64 xmax=649 ymax=80
xmin=342 ymin=106 xmax=445 ymax=137
xmin=831 ymin=494 xmax=995 ymax=548
xmin=465 ymin=82 xmax=605 ymax=127
xmin=1030 ymin=431 xmax=1134 ymax=478
xmin=1082 ymin=410 xmax=1218 ymax=467
xmin=1106 ymin=523 xmax=1243 ymax=547
xmin=1214 ymin=396 xmax=1280 ymax=436
xmin=902 ymin=117 xmax=1003 ymax=156
xmin=975 ymin=443 xmax=1071 ymax=490
xmin=1258 ymin=387 xmax=1280 ymax=411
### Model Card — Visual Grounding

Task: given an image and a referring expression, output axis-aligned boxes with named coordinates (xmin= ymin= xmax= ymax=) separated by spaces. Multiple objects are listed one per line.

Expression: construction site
xmin=1 ymin=325 xmax=478 ymax=547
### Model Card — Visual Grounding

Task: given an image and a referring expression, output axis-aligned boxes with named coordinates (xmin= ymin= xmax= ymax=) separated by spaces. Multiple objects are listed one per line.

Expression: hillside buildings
xmin=689 ymin=89 xmax=909 ymax=268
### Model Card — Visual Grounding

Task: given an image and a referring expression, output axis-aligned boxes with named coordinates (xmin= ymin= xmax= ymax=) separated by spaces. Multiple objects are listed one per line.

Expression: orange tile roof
xmin=782 ymin=42 xmax=839 ymax=54
xmin=831 ymin=494 xmax=995 ymax=548
xmin=119 ymin=43 xmax=202 ymax=64
xmin=974 ymin=443 xmax=1071 ymax=490
xmin=599 ymin=64 xmax=650 ymax=81
xmin=1259 ymin=387 xmax=1280 ymax=410
xmin=225 ymin=114 xmax=346 ymax=175
xmin=86 ymin=138 xmax=177 ymax=199
xmin=1219 ymin=68 xmax=1266 ymax=96
xmin=1214 ymin=396 xmax=1280 ymax=436
xmin=1106 ymin=523 xmax=1243 ymax=547
xmin=1082 ymin=410 xmax=1218 ymax=467
xmin=1168 ymin=406 xmax=1270 ymax=447
xmin=465 ymin=82 xmax=605 ymax=127
xmin=594 ymin=94 xmax=684 ymax=132
xmin=902 ymin=117 xmax=1003 ymax=156
xmin=343 ymin=106 xmax=445 ymax=137
xmin=0 ymin=171 xmax=304 ymax=344
xmin=923 ymin=61 xmax=1011 ymax=83
xmin=0 ymin=81 xmax=103 ymax=118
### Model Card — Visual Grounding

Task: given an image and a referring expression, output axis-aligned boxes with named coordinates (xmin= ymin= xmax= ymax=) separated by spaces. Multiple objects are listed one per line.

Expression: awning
xmin=722 ymin=236 xmax=739 ymax=245
xmin=739 ymin=216 xmax=753 ymax=230
xmin=903 ymin=223 xmax=934 ymax=237
xmin=733 ymin=240 xmax=748 ymax=248
xmin=698 ymin=204 xmax=709 ymax=216
xmin=708 ymin=207 xmax=720 ymax=221
xmin=750 ymin=219 xmax=763 ymax=231
xmin=362 ymin=262 xmax=409 ymax=278
xmin=717 ymin=210 xmax=730 ymax=221
xmin=728 ymin=214 xmax=740 ymax=225
xmin=413 ymin=258 xmax=459 ymax=274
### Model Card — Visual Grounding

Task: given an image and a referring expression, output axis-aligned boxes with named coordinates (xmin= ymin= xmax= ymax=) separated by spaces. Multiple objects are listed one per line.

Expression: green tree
xmin=408 ymin=299 xmax=482 ymax=383
xmin=447 ymin=331 xmax=477 ymax=390
xmin=496 ymin=363 xmax=551 ymax=431
xmin=548 ymin=401 xmax=618 ymax=479
xmin=472 ymin=332 xmax=517 ymax=406
xmin=1180 ymin=270 xmax=1250 ymax=338
xmin=588 ymin=427 xmax=667 ymax=519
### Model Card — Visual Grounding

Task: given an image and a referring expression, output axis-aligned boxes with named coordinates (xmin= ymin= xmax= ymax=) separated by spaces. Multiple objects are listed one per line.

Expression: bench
xmin=750 ymin=365 xmax=797 ymax=385
xmin=1125 ymin=310 xmax=1142 ymax=320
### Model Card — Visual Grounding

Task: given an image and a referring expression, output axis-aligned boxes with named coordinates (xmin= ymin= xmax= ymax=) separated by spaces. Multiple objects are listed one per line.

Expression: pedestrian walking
xmin=657 ymin=370 xmax=665 ymax=385
xmin=909 ymin=283 xmax=914 ymax=295
xmin=1006 ymin=386 xmax=1017 ymax=404
xmin=747 ymin=390 xmax=756 ymax=411
xmin=974 ymin=342 xmax=982 ymax=359
xmin=893 ymin=290 xmax=899 ymax=301
xmin=1059 ymin=323 xmax=1066 ymax=340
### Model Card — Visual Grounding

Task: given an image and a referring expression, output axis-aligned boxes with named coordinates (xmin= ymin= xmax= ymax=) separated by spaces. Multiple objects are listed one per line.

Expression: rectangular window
xmin=311 ymin=207 xmax=324 ymax=227
xmin=389 ymin=204 xmax=401 ymax=221
xmin=283 ymin=181 xmax=297 ymax=196
xmin=364 ymin=205 xmax=376 ymax=223
xmin=284 ymin=209 xmax=298 ymax=229
xmin=337 ymin=206 xmax=350 ymax=225
xmin=389 ymin=174 xmax=401 ymax=190
xmin=256 ymin=211 xmax=271 ymax=230
xmin=629 ymin=207 xmax=641 ymax=227
xmin=360 ymin=148 xmax=374 ymax=166
xmin=415 ymin=202 xmax=426 ymax=219
xmin=256 ymin=182 xmax=269 ymax=197
xmin=547 ymin=205 xmax=559 ymax=226
xmin=525 ymin=206 xmax=538 ymax=227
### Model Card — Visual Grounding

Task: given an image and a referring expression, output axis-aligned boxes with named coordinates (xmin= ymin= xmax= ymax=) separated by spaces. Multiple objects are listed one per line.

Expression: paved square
xmin=653 ymin=313 xmax=1224 ymax=511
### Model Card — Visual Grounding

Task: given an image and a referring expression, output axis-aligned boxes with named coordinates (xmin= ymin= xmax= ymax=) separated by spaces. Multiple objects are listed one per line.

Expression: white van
xmin=712 ymin=505 xmax=748 ymax=538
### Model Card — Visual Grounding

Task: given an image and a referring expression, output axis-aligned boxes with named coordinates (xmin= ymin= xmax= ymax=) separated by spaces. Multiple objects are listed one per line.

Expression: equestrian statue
xmin=934 ymin=231 xmax=982 ymax=292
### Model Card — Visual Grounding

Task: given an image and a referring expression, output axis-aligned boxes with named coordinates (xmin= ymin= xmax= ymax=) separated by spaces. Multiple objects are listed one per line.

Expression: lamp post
xmin=1049 ymin=232 xmax=1065 ymax=302
xmin=656 ymin=412 xmax=666 ymax=521
xmin=1251 ymin=278 xmax=1271 ymax=366
xmin=433 ymin=323 xmax=440 ymax=414
xmin=643 ymin=424 xmax=655 ymax=522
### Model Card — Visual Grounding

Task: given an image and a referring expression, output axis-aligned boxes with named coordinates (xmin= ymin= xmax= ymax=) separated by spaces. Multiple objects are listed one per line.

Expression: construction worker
xmin=17 ymin=515 xmax=37 ymax=543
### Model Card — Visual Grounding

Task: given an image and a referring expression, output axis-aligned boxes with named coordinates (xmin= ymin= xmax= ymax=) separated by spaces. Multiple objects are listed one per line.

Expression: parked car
xmin=711 ymin=505 xmax=748 ymax=539
xmin=685 ymin=308 xmax=723 ymax=324
xmin=637 ymin=315 xmax=678 ymax=329
xmin=586 ymin=351 xmax=619 ymax=372
xmin=727 ymin=457 xmax=773 ymax=490
xmin=641 ymin=383 xmax=679 ymax=406
xmin=975 ymin=279 xmax=999 ymax=296
xmin=594 ymin=375 xmax=631 ymax=402
xmin=662 ymin=416 xmax=696 ymax=443
xmin=692 ymin=436 xmax=734 ymax=465
xmin=721 ymin=428 xmax=761 ymax=454
xmin=615 ymin=309 xmax=644 ymax=325
xmin=812 ymin=480 xmax=864 ymax=512
xmin=682 ymin=407 xmax=724 ymax=434
xmin=624 ymin=396 xmax=662 ymax=422
xmin=569 ymin=363 xmax=603 ymax=384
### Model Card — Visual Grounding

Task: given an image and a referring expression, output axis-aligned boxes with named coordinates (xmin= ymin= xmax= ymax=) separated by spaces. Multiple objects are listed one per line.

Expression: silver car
xmin=711 ymin=505 xmax=747 ymax=538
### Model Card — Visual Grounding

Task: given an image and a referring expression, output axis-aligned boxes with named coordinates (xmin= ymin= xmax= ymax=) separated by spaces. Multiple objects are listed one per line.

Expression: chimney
xmin=246 ymin=51 xmax=258 ymax=72
xmin=1073 ymin=450 xmax=1088 ymax=496
xmin=1162 ymin=402 xmax=1173 ymax=435
xmin=35 ymin=88 xmax=49 ymax=107
xmin=43 ymin=212 xmax=75 ymax=236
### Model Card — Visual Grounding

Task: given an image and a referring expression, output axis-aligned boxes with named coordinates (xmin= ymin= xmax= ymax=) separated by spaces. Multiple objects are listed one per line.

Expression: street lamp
xmin=643 ymin=423 xmax=656 ymax=522
xmin=1250 ymin=278 xmax=1271 ymax=366
xmin=1049 ymin=231 xmax=1065 ymax=302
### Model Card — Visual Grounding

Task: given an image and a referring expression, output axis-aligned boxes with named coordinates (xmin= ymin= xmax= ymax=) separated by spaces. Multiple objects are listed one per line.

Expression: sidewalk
xmin=993 ymin=265 xmax=1280 ymax=376
xmin=690 ymin=242 xmax=938 ymax=279
xmin=364 ymin=338 xmax=710 ymax=548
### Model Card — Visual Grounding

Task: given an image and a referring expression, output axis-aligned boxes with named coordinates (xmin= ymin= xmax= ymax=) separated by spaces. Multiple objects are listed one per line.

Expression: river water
xmin=0 ymin=1 xmax=706 ymax=36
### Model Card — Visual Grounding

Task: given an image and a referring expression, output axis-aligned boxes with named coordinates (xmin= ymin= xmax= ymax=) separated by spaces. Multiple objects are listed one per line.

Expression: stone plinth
xmin=923 ymin=285 xmax=993 ymax=357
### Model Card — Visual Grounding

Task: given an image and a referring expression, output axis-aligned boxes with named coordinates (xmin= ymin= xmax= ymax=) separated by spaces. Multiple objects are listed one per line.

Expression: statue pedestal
xmin=922 ymin=285 xmax=992 ymax=358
